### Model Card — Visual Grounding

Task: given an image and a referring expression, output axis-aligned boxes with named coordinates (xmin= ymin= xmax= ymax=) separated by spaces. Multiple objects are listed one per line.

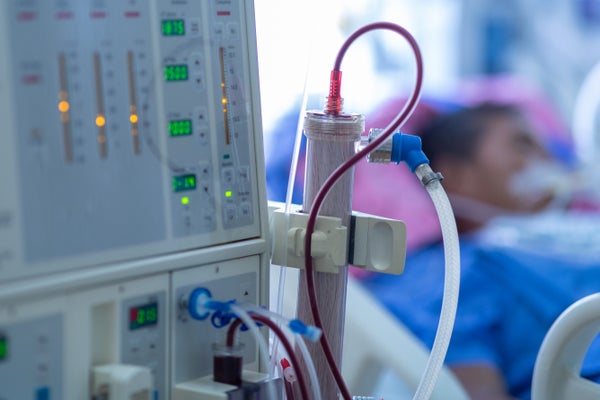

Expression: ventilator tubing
xmin=413 ymin=164 xmax=461 ymax=400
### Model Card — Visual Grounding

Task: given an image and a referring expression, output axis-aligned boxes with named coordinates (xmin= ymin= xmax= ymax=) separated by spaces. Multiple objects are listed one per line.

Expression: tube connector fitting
xmin=188 ymin=287 xmax=213 ymax=320
xmin=188 ymin=287 xmax=236 ymax=322
xmin=415 ymin=163 xmax=444 ymax=187
xmin=289 ymin=319 xmax=322 ymax=342
xmin=325 ymin=70 xmax=344 ymax=114
xmin=362 ymin=129 xmax=430 ymax=172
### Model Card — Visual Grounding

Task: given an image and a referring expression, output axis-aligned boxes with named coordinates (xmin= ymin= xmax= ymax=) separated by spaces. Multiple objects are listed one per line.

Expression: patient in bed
xmin=360 ymin=102 xmax=600 ymax=400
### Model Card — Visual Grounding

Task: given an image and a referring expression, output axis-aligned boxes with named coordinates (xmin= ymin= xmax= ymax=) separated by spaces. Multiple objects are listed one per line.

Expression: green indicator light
xmin=164 ymin=64 xmax=189 ymax=82
xmin=172 ymin=174 xmax=197 ymax=192
xmin=0 ymin=336 xmax=7 ymax=361
xmin=129 ymin=303 xmax=159 ymax=330
xmin=181 ymin=196 xmax=190 ymax=205
xmin=168 ymin=119 xmax=192 ymax=137
xmin=162 ymin=19 xmax=185 ymax=36
xmin=225 ymin=190 xmax=233 ymax=198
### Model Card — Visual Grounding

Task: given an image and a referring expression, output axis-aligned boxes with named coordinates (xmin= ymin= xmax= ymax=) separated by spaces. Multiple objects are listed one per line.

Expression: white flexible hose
xmin=229 ymin=304 xmax=279 ymax=400
xmin=413 ymin=164 xmax=461 ymax=400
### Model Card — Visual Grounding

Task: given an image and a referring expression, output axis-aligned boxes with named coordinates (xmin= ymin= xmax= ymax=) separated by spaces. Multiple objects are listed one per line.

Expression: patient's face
xmin=468 ymin=114 xmax=553 ymax=213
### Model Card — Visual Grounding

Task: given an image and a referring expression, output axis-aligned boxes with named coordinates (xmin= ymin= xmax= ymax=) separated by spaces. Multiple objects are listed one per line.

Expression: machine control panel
xmin=0 ymin=315 xmax=63 ymax=400
xmin=0 ymin=0 xmax=263 ymax=281
xmin=0 ymin=1 xmax=269 ymax=398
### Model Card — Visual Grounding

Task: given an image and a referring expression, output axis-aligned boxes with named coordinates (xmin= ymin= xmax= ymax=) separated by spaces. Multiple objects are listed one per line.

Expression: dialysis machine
xmin=0 ymin=0 xmax=270 ymax=398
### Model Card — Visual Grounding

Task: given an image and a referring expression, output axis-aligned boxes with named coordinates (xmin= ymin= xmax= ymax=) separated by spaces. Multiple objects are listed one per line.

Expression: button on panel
xmin=222 ymin=167 xmax=235 ymax=186
xmin=238 ymin=166 xmax=250 ymax=184
xmin=223 ymin=204 xmax=237 ymax=224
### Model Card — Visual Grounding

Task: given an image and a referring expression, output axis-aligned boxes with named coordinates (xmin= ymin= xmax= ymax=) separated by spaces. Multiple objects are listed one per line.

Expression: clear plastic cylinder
xmin=297 ymin=110 xmax=364 ymax=398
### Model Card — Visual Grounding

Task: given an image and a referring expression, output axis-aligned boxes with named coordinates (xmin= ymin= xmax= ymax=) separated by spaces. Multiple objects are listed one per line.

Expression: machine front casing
xmin=0 ymin=0 xmax=270 ymax=398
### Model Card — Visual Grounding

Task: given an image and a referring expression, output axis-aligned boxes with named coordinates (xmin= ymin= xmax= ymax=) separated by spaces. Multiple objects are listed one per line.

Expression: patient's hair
xmin=419 ymin=103 xmax=523 ymax=168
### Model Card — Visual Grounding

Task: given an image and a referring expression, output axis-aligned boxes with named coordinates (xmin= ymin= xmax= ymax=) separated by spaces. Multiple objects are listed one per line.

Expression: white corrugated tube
xmin=412 ymin=163 xmax=461 ymax=400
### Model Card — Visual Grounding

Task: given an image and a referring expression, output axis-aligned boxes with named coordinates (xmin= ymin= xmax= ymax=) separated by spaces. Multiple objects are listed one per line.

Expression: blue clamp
xmin=211 ymin=310 xmax=234 ymax=328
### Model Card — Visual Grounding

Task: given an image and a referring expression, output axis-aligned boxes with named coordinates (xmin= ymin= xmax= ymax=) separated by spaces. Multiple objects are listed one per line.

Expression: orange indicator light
xmin=96 ymin=115 xmax=106 ymax=127
xmin=130 ymin=114 xmax=139 ymax=124
xmin=58 ymin=100 xmax=70 ymax=113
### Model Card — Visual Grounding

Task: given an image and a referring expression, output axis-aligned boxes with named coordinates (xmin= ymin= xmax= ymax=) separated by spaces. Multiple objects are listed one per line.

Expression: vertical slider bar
xmin=218 ymin=47 xmax=230 ymax=145
xmin=58 ymin=53 xmax=73 ymax=162
xmin=127 ymin=50 xmax=140 ymax=154
xmin=93 ymin=52 xmax=107 ymax=158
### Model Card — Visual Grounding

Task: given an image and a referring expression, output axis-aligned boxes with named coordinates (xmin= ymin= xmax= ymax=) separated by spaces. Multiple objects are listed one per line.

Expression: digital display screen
xmin=0 ymin=336 xmax=8 ymax=361
xmin=164 ymin=65 xmax=188 ymax=81
xmin=129 ymin=303 xmax=158 ymax=330
xmin=162 ymin=19 xmax=185 ymax=36
xmin=172 ymin=174 xmax=197 ymax=192
xmin=168 ymin=119 xmax=192 ymax=137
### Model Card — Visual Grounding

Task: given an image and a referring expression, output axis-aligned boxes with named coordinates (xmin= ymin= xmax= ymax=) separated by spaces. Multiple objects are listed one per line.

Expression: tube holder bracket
xmin=270 ymin=205 xmax=348 ymax=273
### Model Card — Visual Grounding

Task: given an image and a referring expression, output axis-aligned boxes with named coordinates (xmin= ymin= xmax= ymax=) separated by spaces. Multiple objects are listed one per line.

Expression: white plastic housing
xmin=350 ymin=211 xmax=407 ymax=274
xmin=92 ymin=364 xmax=153 ymax=400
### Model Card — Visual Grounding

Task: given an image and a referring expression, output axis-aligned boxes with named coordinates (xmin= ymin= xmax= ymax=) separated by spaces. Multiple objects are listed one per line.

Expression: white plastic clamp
xmin=270 ymin=205 xmax=348 ymax=273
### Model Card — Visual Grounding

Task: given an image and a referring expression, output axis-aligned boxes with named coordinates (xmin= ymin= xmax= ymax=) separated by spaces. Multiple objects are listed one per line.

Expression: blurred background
xmin=255 ymin=0 xmax=600 ymax=171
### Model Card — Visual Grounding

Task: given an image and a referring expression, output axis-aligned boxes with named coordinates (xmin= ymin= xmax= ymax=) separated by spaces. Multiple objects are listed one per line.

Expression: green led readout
xmin=162 ymin=19 xmax=185 ymax=36
xmin=129 ymin=303 xmax=158 ymax=330
xmin=172 ymin=174 xmax=197 ymax=192
xmin=0 ymin=336 xmax=8 ymax=361
xmin=168 ymin=119 xmax=192 ymax=137
xmin=164 ymin=64 xmax=188 ymax=81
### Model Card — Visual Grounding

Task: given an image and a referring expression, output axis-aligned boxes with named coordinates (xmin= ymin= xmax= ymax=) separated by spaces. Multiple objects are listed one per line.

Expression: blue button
xmin=153 ymin=389 xmax=159 ymax=400
xmin=36 ymin=387 xmax=50 ymax=400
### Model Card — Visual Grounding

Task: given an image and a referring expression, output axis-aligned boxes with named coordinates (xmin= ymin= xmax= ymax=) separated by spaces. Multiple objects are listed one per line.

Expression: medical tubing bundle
xmin=228 ymin=304 xmax=279 ymax=400
xmin=189 ymin=289 xmax=321 ymax=399
xmin=241 ymin=305 xmax=323 ymax=400
xmin=303 ymin=22 xmax=424 ymax=400
xmin=226 ymin=312 xmax=311 ymax=400
xmin=413 ymin=164 xmax=461 ymax=400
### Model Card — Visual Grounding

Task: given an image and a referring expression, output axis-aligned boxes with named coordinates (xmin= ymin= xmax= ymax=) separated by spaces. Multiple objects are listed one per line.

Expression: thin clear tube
xmin=272 ymin=37 xmax=311 ymax=382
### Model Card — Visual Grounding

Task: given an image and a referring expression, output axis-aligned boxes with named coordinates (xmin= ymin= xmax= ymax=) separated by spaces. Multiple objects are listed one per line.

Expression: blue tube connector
xmin=363 ymin=128 xmax=429 ymax=171
xmin=289 ymin=319 xmax=322 ymax=342
xmin=188 ymin=287 xmax=236 ymax=321
xmin=390 ymin=133 xmax=429 ymax=172
xmin=188 ymin=287 xmax=213 ymax=320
